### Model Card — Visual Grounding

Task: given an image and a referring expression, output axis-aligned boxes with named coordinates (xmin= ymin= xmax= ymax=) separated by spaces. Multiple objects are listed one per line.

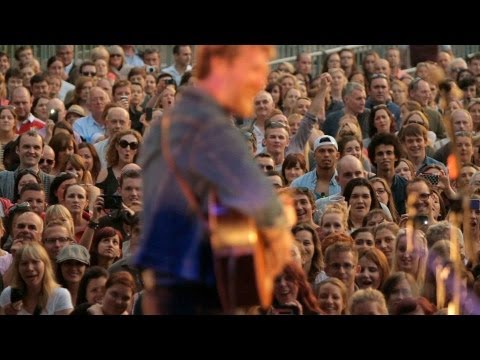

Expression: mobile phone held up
xmin=49 ymin=109 xmax=59 ymax=123
xmin=145 ymin=107 xmax=153 ymax=122
xmin=419 ymin=173 xmax=439 ymax=186
xmin=103 ymin=195 xmax=123 ymax=210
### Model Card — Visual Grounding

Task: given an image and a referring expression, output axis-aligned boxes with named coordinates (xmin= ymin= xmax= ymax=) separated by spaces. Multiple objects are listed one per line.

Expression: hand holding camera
xmin=119 ymin=95 xmax=129 ymax=109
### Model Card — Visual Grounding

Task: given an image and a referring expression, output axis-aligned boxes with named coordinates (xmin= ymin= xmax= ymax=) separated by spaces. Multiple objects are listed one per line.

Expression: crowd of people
xmin=0 ymin=44 xmax=479 ymax=315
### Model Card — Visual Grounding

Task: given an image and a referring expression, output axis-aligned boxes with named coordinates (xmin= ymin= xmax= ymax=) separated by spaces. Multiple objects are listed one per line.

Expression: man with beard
xmin=291 ymin=135 xmax=341 ymax=200
xmin=368 ymin=133 xmax=407 ymax=215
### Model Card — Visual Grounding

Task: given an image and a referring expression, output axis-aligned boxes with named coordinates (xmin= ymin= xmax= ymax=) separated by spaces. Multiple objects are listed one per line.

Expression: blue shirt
xmin=72 ymin=114 xmax=105 ymax=143
xmin=134 ymin=87 xmax=285 ymax=286
xmin=290 ymin=169 xmax=341 ymax=200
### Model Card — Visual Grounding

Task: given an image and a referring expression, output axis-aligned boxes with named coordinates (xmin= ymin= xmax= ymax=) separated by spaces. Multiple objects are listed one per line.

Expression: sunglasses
xmin=118 ymin=139 xmax=139 ymax=150
xmin=110 ymin=54 xmax=122 ymax=58
xmin=82 ymin=71 xmax=96 ymax=76
xmin=9 ymin=201 xmax=31 ymax=213
xmin=39 ymin=158 xmax=54 ymax=166
xmin=44 ymin=237 xmax=73 ymax=245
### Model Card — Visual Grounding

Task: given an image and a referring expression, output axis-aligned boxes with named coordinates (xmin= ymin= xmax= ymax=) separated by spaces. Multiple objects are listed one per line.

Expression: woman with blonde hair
xmin=391 ymin=79 xmax=408 ymax=106
xmin=108 ymin=45 xmax=132 ymax=81
xmin=348 ymin=288 xmax=388 ymax=315
xmin=319 ymin=202 xmax=349 ymax=239
xmin=45 ymin=204 xmax=75 ymax=238
xmin=316 ymin=277 xmax=347 ymax=315
xmin=391 ymin=228 xmax=429 ymax=291
xmin=0 ymin=242 xmax=73 ymax=315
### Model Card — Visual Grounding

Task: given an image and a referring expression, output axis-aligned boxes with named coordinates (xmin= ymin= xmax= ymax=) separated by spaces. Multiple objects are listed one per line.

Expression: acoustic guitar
xmin=208 ymin=192 xmax=296 ymax=312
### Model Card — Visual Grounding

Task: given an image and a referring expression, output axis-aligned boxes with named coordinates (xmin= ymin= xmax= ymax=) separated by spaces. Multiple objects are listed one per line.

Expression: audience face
xmin=86 ymin=276 xmax=107 ymax=305
xmin=119 ymin=176 xmax=142 ymax=211
xmin=40 ymin=146 xmax=56 ymax=174
xmin=284 ymin=162 xmax=305 ymax=184
xmin=387 ymin=278 xmax=414 ymax=314
xmin=375 ymin=227 xmax=396 ymax=265
xmin=273 ymin=273 xmax=299 ymax=305
xmin=256 ymin=156 xmax=274 ymax=173
xmin=294 ymin=230 xmax=314 ymax=269
xmin=354 ymin=231 xmax=375 ymax=253
xmin=12 ymin=212 xmax=43 ymax=242
xmin=42 ymin=225 xmax=72 ymax=261
xmin=321 ymin=212 xmax=345 ymax=237
xmin=408 ymin=181 xmax=432 ymax=217
xmin=97 ymin=235 xmax=121 ymax=260
xmin=102 ymin=283 xmax=133 ymax=315
xmin=395 ymin=160 xmax=413 ymax=181
xmin=294 ymin=193 xmax=314 ymax=224
xmin=349 ymin=185 xmax=372 ymax=221
xmin=20 ymin=190 xmax=45 ymax=215
xmin=317 ymin=283 xmax=344 ymax=315
xmin=64 ymin=185 xmax=87 ymax=215
xmin=395 ymin=234 xmax=422 ymax=276
xmin=342 ymin=139 xmax=362 ymax=159
xmin=356 ymin=255 xmax=381 ymax=290
xmin=325 ymin=251 xmax=358 ymax=289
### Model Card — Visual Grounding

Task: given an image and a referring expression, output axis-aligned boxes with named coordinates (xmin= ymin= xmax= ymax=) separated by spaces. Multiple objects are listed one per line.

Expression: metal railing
xmin=3 ymin=45 xmax=480 ymax=73
xmin=0 ymin=45 xmax=178 ymax=68
xmin=269 ymin=45 xmax=480 ymax=77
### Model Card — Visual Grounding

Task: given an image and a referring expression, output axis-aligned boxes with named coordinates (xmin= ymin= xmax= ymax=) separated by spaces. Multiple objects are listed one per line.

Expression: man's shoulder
xmin=73 ymin=115 xmax=90 ymax=126
xmin=326 ymin=109 xmax=344 ymax=120
xmin=0 ymin=170 xmax=14 ymax=180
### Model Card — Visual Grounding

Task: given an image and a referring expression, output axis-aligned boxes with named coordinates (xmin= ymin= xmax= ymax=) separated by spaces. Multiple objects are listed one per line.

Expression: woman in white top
xmin=0 ymin=242 xmax=73 ymax=315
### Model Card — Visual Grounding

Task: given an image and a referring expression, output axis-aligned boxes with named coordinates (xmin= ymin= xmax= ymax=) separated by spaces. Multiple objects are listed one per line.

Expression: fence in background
xmin=2 ymin=45 xmax=480 ymax=73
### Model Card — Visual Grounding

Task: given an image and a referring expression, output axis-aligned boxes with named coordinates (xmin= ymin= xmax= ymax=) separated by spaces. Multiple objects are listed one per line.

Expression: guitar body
xmin=208 ymin=196 xmax=273 ymax=311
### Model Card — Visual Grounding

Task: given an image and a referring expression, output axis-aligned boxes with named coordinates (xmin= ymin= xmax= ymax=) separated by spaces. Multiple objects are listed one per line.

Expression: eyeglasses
xmin=39 ymin=158 xmax=54 ymax=166
xmin=9 ymin=202 xmax=31 ymax=213
xmin=118 ymin=139 xmax=139 ymax=150
xmin=81 ymin=71 xmax=96 ymax=76
xmin=44 ymin=237 xmax=72 ymax=245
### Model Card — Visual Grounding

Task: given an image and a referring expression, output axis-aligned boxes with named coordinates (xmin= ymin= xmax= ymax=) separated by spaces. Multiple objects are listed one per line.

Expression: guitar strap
xmin=160 ymin=113 xmax=235 ymax=313
xmin=160 ymin=114 xmax=206 ymax=223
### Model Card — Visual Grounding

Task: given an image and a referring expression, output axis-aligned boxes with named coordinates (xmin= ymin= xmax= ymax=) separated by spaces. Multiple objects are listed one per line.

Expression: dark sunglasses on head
xmin=9 ymin=201 xmax=31 ymax=213
xmin=39 ymin=158 xmax=54 ymax=165
xmin=118 ymin=139 xmax=139 ymax=150
xmin=82 ymin=71 xmax=96 ymax=76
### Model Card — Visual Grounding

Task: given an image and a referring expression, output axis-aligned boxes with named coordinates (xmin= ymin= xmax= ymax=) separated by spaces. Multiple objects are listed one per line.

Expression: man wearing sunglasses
xmin=39 ymin=145 xmax=55 ymax=174
xmin=78 ymin=60 xmax=97 ymax=78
